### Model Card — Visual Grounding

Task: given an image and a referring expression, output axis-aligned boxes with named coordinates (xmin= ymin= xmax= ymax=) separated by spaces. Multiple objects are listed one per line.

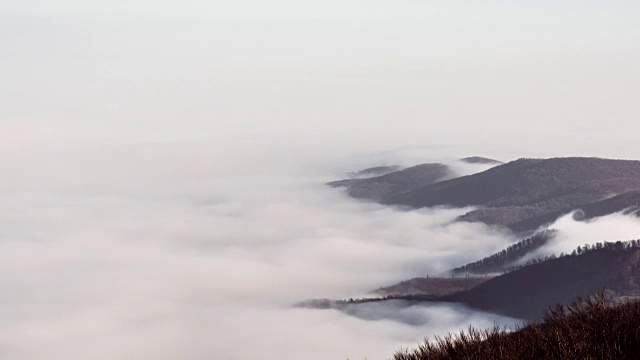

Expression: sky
xmin=2 ymin=0 xmax=640 ymax=161
xmin=2 ymin=0 xmax=640 ymax=359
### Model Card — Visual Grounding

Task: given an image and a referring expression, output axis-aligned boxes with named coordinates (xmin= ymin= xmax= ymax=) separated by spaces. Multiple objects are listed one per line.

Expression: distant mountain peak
xmin=460 ymin=156 xmax=503 ymax=165
xmin=328 ymin=162 xmax=452 ymax=201
xmin=347 ymin=165 xmax=403 ymax=179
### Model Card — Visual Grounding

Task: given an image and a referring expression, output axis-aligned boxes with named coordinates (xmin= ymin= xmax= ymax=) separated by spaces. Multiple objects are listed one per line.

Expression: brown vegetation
xmin=393 ymin=293 xmax=640 ymax=360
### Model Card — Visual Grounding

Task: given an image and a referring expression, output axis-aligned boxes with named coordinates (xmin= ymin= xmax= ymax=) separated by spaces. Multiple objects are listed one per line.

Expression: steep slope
xmin=384 ymin=158 xmax=640 ymax=231
xmin=327 ymin=163 xmax=452 ymax=200
xmin=448 ymin=241 xmax=640 ymax=320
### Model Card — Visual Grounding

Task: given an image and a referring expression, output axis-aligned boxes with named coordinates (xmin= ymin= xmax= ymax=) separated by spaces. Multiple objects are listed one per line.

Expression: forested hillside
xmin=451 ymin=230 xmax=556 ymax=275
xmin=448 ymin=240 xmax=640 ymax=319
xmin=394 ymin=294 xmax=640 ymax=360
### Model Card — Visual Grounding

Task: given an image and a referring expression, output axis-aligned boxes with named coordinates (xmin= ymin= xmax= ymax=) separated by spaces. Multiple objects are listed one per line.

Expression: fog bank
xmin=0 ymin=144 xmax=521 ymax=360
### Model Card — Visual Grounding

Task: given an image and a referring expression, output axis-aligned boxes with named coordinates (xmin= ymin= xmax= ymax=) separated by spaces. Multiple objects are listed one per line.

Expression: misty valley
xmin=314 ymin=156 xmax=640 ymax=358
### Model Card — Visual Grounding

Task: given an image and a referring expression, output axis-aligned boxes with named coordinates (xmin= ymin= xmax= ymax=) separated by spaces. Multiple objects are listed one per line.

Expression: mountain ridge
xmin=380 ymin=157 xmax=640 ymax=231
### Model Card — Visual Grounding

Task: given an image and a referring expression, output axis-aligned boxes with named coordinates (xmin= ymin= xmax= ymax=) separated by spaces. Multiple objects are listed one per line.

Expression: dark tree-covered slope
xmin=448 ymin=240 xmax=640 ymax=320
xmin=451 ymin=230 xmax=556 ymax=275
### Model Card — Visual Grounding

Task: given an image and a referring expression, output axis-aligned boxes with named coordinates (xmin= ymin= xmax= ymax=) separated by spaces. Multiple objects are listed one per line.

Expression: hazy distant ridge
xmin=380 ymin=157 xmax=640 ymax=231
xmin=327 ymin=163 xmax=452 ymax=200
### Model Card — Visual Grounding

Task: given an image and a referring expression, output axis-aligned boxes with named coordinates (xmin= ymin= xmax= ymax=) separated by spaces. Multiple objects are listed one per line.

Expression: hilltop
xmin=460 ymin=156 xmax=503 ymax=165
xmin=347 ymin=165 xmax=402 ymax=179
xmin=327 ymin=163 xmax=452 ymax=200
xmin=326 ymin=156 xmax=503 ymax=202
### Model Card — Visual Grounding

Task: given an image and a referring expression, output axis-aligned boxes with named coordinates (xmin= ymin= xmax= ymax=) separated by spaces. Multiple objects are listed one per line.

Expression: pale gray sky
xmin=2 ymin=0 xmax=639 ymax=163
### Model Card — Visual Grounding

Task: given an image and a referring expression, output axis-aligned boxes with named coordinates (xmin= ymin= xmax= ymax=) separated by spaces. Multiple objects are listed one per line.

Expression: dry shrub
xmin=394 ymin=293 xmax=640 ymax=360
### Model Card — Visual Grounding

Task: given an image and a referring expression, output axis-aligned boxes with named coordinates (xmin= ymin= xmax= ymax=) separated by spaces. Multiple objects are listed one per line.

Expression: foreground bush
xmin=394 ymin=294 xmax=640 ymax=360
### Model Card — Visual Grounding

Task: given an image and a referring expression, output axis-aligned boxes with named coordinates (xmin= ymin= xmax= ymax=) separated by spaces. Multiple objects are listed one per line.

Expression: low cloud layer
xmin=0 ymin=145 xmax=520 ymax=360
xmin=4 ymin=144 xmax=640 ymax=359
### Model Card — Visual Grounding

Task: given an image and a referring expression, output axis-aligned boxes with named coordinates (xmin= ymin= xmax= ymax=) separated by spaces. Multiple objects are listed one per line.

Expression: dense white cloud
xmin=0 ymin=144 xmax=520 ymax=359
xmin=2 ymin=0 xmax=640 ymax=159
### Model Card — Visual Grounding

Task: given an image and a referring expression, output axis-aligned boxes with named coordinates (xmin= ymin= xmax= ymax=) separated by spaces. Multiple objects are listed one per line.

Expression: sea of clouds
xmin=0 ymin=144 xmax=528 ymax=360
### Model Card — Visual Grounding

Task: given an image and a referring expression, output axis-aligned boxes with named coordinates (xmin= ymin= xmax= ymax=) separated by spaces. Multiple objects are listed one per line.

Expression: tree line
xmin=503 ymin=238 xmax=640 ymax=274
xmin=452 ymin=230 xmax=556 ymax=275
